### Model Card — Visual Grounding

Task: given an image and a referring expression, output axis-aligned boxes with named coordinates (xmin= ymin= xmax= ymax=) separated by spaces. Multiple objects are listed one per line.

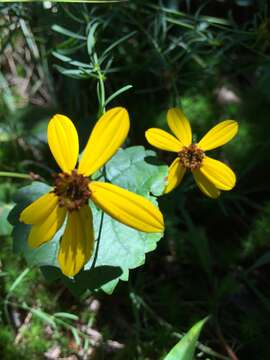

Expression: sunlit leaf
xmin=87 ymin=21 xmax=100 ymax=56
xmin=9 ymin=146 xmax=167 ymax=295
xmin=105 ymin=85 xmax=133 ymax=106
xmin=52 ymin=24 xmax=86 ymax=40
xmin=31 ymin=308 xmax=56 ymax=327
xmin=0 ymin=202 xmax=13 ymax=236
xmin=164 ymin=317 xmax=208 ymax=360
xmin=54 ymin=312 xmax=79 ymax=320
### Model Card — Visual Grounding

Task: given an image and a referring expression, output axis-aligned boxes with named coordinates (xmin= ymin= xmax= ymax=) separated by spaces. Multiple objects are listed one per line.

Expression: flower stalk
xmin=0 ymin=171 xmax=31 ymax=180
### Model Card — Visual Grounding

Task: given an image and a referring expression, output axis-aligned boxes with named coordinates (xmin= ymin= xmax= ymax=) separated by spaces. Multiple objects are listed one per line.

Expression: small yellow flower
xmin=145 ymin=108 xmax=238 ymax=198
xmin=20 ymin=107 xmax=164 ymax=277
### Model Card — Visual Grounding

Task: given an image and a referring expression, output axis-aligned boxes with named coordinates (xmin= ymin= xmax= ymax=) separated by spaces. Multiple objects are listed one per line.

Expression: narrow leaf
xmin=249 ymin=251 xmax=270 ymax=272
xmin=7 ymin=268 xmax=30 ymax=295
xmin=31 ymin=308 xmax=56 ymax=327
xmin=52 ymin=25 xmax=86 ymax=40
xmin=87 ymin=22 xmax=100 ymax=56
xmin=105 ymin=85 xmax=133 ymax=106
xmin=54 ymin=312 xmax=79 ymax=320
xmin=164 ymin=317 xmax=208 ymax=360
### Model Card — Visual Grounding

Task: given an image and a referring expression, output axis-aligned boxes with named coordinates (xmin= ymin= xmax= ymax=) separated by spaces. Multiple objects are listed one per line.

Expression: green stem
xmin=91 ymin=210 xmax=104 ymax=269
xmin=96 ymin=66 xmax=106 ymax=115
xmin=0 ymin=171 xmax=31 ymax=179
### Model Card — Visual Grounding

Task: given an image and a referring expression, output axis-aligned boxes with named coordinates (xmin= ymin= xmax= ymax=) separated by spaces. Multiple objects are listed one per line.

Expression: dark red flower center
xmin=178 ymin=144 xmax=205 ymax=170
xmin=53 ymin=170 xmax=91 ymax=211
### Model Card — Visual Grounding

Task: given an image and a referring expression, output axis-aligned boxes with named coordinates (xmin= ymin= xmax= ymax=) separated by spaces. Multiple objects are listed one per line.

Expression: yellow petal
xmin=58 ymin=206 xmax=94 ymax=277
xmin=90 ymin=182 xmax=164 ymax=233
xmin=20 ymin=192 xmax=58 ymax=224
xmin=48 ymin=114 xmax=79 ymax=173
xmin=192 ymin=169 xmax=220 ymax=199
xmin=200 ymin=156 xmax=236 ymax=190
xmin=198 ymin=120 xmax=238 ymax=151
xmin=167 ymin=108 xmax=192 ymax=146
xmin=164 ymin=158 xmax=186 ymax=194
xmin=28 ymin=205 xmax=66 ymax=248
xmin=78 ymin=107 xmax=129 ymax=176
xmin=145 ymin=128 xmax=182 ymax=152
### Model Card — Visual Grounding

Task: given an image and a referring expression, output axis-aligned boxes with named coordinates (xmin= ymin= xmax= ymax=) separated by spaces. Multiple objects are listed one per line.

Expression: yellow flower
xmin=20 ymin=107 xmax=164 ymax=277
xmin=145 ymin=108 xmax=238 ymax=198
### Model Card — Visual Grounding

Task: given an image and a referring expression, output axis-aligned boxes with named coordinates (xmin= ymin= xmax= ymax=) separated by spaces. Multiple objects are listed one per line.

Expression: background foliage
xmin=1 ymin=0 xmax=270 ymax=359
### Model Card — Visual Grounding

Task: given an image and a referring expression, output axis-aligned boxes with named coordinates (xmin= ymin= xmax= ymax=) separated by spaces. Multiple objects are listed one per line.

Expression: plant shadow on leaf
xmin=144 ymin=155 xmax=166 ymax=166
xmin=41 ymin=265 xmax=123 ymax=297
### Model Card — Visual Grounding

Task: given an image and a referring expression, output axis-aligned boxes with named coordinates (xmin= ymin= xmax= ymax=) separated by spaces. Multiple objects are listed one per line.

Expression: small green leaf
xmin=7 ymin=268 xmax=30 ymax=295
xmin=51 ymin=25 xmax=86 ymax=40
xmin=31 ymin=308 xmax=56 ymax=327
xmin=54 ymin=65 xmax=94 ymax=79
xmin=164 ymin=317 xmax=208 ymax=360
xmin=0 ymin=202 xmax=13 ymax=236
xmin=105 ymin=85 xmax=133 ymax=106
xmin=70 ymin=327 xmax=81 ymax=346
xmin=87 ymin=21 xmax=100 ymax=56
xmin=54 ymin=312 xmax=79 ymax=321
xmin=52 ymin=51 xmax=92 ymax=68
xmin=102 ymin=30 xmax=137 ymax=56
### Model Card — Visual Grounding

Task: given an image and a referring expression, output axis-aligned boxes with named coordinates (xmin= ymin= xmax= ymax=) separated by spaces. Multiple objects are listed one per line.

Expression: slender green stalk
xmin=0 ymin=171 xmax=31 ymax=179
xmin=96 ymin=66 xmax=106 ymax=114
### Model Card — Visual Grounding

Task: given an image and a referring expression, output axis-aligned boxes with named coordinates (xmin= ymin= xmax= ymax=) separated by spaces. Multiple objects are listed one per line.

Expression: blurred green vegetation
xmin=1 ymin=0 xmax=270 ymax=359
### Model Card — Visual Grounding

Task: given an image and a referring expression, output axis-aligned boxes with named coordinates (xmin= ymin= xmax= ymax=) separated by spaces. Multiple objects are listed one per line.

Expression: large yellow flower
xmin=20 ymin=107 xmax=164 ymax=277
xmin=145 ymin=108 xmax=238 ymax=198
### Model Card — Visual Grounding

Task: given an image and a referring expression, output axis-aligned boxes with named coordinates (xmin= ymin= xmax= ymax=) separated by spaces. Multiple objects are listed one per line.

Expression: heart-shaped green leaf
xmin=8 ymin=146 xmax=167 ymax=295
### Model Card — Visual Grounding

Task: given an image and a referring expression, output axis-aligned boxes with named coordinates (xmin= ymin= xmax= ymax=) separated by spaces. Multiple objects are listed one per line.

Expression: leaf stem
xmin=0 ymin=171 xmax=31 ymax=179
xmin=91 ymin=166 xmax=107 ymax=268
xmin=91 ymin=210 xmax=104 ymax=269
xmin=96 ymin=65 xmax=106 ymax=115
